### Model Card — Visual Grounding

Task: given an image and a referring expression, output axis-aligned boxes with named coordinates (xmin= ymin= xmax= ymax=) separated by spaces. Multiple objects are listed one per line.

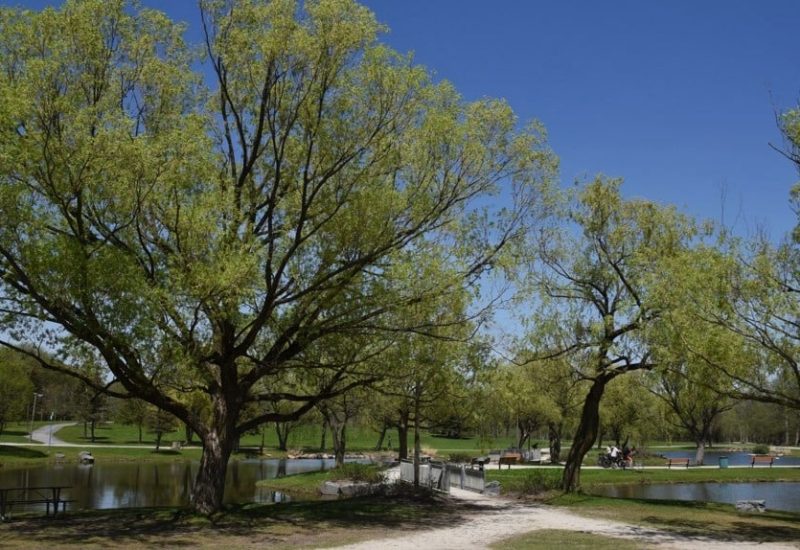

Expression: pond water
xmin=0 ymin=458 xmax=339 ymax=512
xmin=659 ymin=450 xmax=800 ymax=467
xmin=593 ymin=482 xmax=800 ymax=513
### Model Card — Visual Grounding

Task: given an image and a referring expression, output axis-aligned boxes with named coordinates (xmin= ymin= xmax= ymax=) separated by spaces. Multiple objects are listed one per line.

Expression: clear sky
xmin=6 ymin=0 xmax=800 ymax=237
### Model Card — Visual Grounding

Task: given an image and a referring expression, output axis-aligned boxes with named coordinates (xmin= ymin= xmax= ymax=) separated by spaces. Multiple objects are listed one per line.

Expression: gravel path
xmin=334 ymin=487 xmax=797 ymax=550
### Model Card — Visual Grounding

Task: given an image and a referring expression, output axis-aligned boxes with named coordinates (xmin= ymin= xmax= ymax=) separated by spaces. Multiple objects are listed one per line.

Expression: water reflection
xmin=594 ymin=482 xmax=800 ymax=513
xmin=0 ymin=458 xmax=337 ymax=512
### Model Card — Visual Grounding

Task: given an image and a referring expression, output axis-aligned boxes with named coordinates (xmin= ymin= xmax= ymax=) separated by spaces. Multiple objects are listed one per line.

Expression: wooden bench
xmin=498 ymin=453 xmax=522 ymax=469
xmin=666 ymin=458 xmax=691 ymax=469
xmin=0 ymin=486 xmax=72 ymax=521
xmin=751 ymin=455 xmax=774 ymax=468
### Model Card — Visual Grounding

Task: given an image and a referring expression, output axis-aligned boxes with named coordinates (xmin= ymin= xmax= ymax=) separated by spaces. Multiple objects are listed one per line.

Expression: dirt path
xmin=334 ymin=488 xmax=797 ymax=550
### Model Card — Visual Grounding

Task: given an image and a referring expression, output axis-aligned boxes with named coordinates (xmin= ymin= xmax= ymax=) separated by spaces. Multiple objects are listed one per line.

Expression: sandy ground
xmin=334 ymin=485 xmax=797 ymax=550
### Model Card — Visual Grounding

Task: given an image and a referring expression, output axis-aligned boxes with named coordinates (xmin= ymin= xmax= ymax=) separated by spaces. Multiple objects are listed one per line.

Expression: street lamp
xmin=28 ymin=392 xmax=43 ymax=442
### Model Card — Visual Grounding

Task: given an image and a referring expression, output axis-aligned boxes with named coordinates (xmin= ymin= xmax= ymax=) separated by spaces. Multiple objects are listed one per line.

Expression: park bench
xmin=751 ymin=455 xmax=775 ymax=468
xmin=498 ymin=452 xmax=522 ymax=469
xmin=665 ymin=458 xmax=691 ymax=469
xmin=0 ymin=486 xmax=72 ymax=521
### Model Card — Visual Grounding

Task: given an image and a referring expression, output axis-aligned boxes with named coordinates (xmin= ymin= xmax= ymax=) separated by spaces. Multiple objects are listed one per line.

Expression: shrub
xmin=447 ymin=452 xmax=473 ymax=464
xmin=331 ymin=463 xmax=385 ymax=484
xmin=519 ymin=470 xmax=562 ymax=494
xmin=752 ymin=444 xmax=770 ymax=455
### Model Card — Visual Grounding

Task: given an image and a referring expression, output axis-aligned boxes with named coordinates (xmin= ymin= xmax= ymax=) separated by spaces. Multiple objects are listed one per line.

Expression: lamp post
xmin=28 ymin=392 xmax=43 ymax=442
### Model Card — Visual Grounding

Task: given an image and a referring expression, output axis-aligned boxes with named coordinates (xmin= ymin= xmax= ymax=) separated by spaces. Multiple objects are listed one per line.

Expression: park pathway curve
xmin=29 ymin=422 xmax=76 ymax=446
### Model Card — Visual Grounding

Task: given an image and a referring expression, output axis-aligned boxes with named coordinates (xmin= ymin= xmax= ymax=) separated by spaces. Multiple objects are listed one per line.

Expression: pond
xmin=659 ymin=450 xmax=800 ymax=466
xmin=0 ymin=458 xmax=339 ymax=512
xmin=593 ymin=482 xmax=800 ymax=513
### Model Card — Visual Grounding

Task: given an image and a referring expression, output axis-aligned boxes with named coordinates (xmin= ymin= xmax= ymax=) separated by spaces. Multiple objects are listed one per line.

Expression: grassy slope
xmin=0 ymin=444 xmax=202 ymax=467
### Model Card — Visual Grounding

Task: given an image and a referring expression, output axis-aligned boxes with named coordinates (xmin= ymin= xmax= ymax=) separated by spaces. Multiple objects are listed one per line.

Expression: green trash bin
xmin=719 ymin=456 xmax=729 ymax=469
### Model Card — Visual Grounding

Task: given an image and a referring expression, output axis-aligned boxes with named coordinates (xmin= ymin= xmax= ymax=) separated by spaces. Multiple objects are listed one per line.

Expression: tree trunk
xmin=155 ymin=432 xmax=162 ymax=451
xmin=90 ymin=419 xmax=96 ymax=442
xmin=548 ymin=422 xmax=562 ymax=464
xmin=413 ymin=388 xmax=421 ymax=487
xmin=563 ymin=376 xmax=611 ymax=492
xmin=185 ymin=422 xmax=194 ymax=444
xmin=191 ymin=429 xmax=235 ymax=515
xmin=331 ymin=421 xmax=346 ymax=467
xmin=275 ymin=422 xmax=290 ymax=451
xmin=695 ymin=439 xmax=706 ymax=465
xmin=138 ymin=422 xmax=143 ymax=444
xmin=374 ymin=425 xmax=387 ymax=451
xmin=517 ymin=419 xmax=530 ymax=450
xmin=319 ymin=418 xmax=328 ymax=451
xmin=398 ymin=419 xmax=410 ymax=460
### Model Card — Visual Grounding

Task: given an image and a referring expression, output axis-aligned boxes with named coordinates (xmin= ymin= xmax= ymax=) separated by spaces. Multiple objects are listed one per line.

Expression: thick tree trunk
xmin=695 ymin=439 xmax=706 ymax=465
xmin=332 ymin=421 xmax=346 ymax=467
xmin=398 ymin=420 xmax=410 ymax=460
xmin=563 ymin=376 xmax=611 ymax=492
xmin=191 ymin=430 xmax=235 ymax=515
xmin=138 ymin=422 xmax=143 ymax=443
xmin=548 ymin=422 xmax=562 ymax=464
xmin=90 ymin=419 xmax=96 ymax=442
xmin=184 ymin=422 xmax=194 ymax=444
xmin=275 ymin=422 xmax=290 ymax=451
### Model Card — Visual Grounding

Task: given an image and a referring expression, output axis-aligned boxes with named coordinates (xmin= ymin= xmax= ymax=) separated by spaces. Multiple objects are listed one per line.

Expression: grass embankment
xmin=0 ymin=444 xmax=202 ymax=467
xmin=549 ymin=494 xmax=800 ymax=545
xmin=488 ymin=466 xmax=800 ymax=494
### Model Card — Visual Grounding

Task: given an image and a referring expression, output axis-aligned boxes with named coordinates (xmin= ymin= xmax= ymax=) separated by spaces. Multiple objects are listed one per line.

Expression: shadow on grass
xmin=0 ymin=445 xmax=49 ymax=459
xmin=556 ymin=494 xmax=800 ymax=544
xmin=0 ymin=488 xmax=492 ymax=547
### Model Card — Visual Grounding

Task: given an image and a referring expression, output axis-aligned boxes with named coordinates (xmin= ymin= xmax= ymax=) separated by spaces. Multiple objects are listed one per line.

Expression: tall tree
xmin=0 ymin=350 xmax=34 ymax=437
xmin=523 ymin=178 xmax=693 ymax=492
xmin=0 ymin=0 xmax=555 ymax=513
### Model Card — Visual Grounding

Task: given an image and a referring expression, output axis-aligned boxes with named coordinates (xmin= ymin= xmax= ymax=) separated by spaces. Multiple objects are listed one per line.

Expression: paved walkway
xmin=29 ymin=422 xmax=76 ymax=446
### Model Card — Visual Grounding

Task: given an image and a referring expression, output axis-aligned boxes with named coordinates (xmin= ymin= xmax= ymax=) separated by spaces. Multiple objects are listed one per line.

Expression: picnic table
xmin=0 ymin=486 xmax=72 ymax=520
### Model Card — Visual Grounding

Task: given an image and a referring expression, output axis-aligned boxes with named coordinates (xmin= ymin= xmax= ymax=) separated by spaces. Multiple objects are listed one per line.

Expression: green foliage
xmin=0 ymin=350 xmax=35 ymax=434
xmin=0 ymin=0 xmax=557 ymax=511
xmin=330 ymin=462 xmax=385 ymax=484
xmin=751 ymin=444 xmax=770 ymax=455
xmin=445 ymin=451 xmax=473 ymax=463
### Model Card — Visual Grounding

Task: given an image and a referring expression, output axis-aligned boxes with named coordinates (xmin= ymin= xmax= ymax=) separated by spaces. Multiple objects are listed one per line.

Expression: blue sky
xmin=7 ymin=0 xmax=800 ymax=237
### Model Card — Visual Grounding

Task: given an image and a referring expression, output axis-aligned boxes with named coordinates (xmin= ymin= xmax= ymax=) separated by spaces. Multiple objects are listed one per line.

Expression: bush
xmin=447 ymin=452 xmax=473 ymax=464
xmin=331 ymin=463 xmax=385 ymax=484
xmin=752 ymin=444 xmax=770 ymax=455
xmin=502 ymin=468 xmax=561 ymax=495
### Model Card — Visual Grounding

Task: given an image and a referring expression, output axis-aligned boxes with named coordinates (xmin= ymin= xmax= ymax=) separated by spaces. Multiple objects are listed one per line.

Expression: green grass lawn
xmin=0 ymin=422 xmax=54 ymax=443
xmin=0 ymin=444 xmax=202 ymax=467
xmin=490 ymin=529 xmax=650 ymax=550
xmin=487 ymin=466 xmax=800 ymax=495
xmin=51 ymin=421 xmax=520 ymax=455
xmin=549 ymin=493 xmax=800 ymax=545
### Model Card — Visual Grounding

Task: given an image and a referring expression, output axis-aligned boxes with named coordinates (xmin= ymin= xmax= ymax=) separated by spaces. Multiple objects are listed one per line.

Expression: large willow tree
xmin=0 ymin=0 xmax=555 ymax=513
xmin=526 ymin=178 xmax=694 ymax=492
